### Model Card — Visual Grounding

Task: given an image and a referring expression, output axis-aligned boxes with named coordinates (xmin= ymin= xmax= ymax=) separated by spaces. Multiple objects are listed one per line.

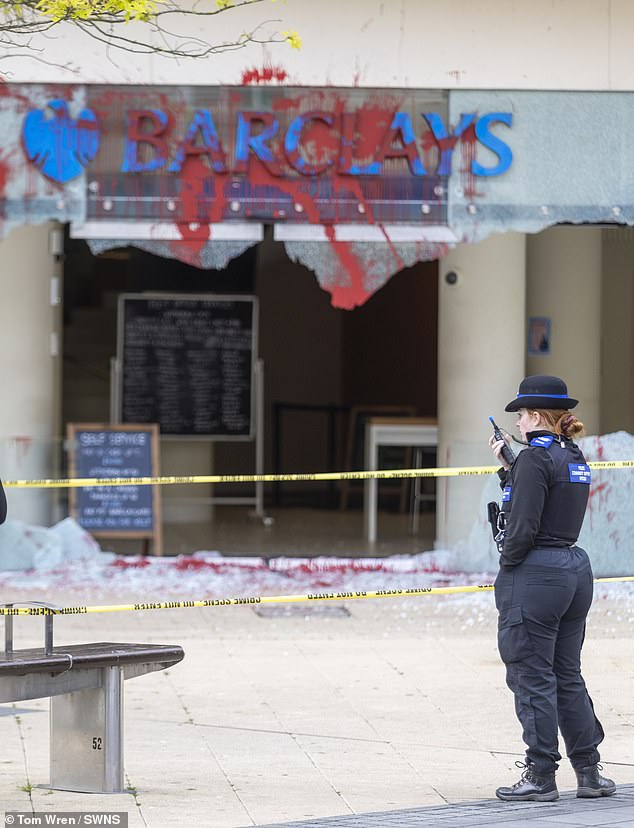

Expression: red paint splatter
xmin=110 ymin=558 xmax=151 ymax=569
xmin=324 ymin=226 xmax=370 ymax=309
xmin=352 ymin=101 xmax=400 ymax=168
xmin=12 ymin=436 xmax=32 ymax=461
xmin=80 ymin=88 xmax=449 ymax=306
xmin=174 ymin=558 xmax=221 ymax=571
xmin=232 ymin=96 xmax=443 ymax=307
xmin=294 ymin=114 xmax=341 ymax=175
xmin=458 ymin=121 xmax=482 ymax=200
xmin=241 ymin=143 xmax=380 ymax=307
xmin=587 ymin=480 xmax=610 ymax=515
xmin=420 ymin=128 xmax=459 ymax=176
xmin=173 ymin=557 xmax=262 ymax=571
xmin=241 ymin=65 xmax=288 ymax=86
xmin=0 ymin=84 xmax=32 ymax=108
xmin=169 ymin=156 xmax=218 ymax=266
xmin=269 ymin=557 xmax=445 ymax=575
xmin=0 ymin=158 xmax=8 ymax=198
xmin=291 ymin=99 xmax=409 ymax=306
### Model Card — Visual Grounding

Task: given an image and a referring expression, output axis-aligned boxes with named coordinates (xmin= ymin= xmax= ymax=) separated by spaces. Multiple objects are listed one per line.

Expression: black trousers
xmin=494 ymin=546 xmax=604 ymax=774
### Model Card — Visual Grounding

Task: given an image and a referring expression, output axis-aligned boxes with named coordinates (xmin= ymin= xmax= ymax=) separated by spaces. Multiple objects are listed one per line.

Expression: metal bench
xmin=0 ymin=602 xmax=184 ymax=794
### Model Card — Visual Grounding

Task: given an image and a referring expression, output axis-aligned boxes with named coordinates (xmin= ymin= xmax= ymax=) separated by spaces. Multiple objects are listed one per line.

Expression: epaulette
xmin=530 ymin=435 xmax=554 ymax=448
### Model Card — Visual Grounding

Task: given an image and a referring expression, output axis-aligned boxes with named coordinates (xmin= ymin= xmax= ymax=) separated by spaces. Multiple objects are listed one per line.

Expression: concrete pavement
xmin=1 ymin=586 xmax=633 ymax=826
xmin=257 ymin=786 xmax=634 ymax=827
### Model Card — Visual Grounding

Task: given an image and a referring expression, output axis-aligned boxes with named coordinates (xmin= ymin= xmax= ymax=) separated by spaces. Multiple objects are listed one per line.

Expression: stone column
xmin=437 ymin=232 xmax=526 ymax=547
xmin=526 ymin=227 xmax=602 ymax=435
xmin=0 ymin=223 xmax=60 ymax=525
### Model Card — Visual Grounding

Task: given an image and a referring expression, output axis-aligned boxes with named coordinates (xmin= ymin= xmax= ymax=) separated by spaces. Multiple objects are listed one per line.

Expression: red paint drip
xmin=0 ymin=158 xmax=8 ymax=198
xmin=170 ymin=157 xmax=216 ymax=266
xmin=244 ymin=99 xmax=411 ymax=308
xmin=236 ymin=146 xmax=378 ymax=308
xmin=420 ymin=128 xmax=460 ymax=174
xmin=324 ymin=226 xmax=370 ymax=309
xmin=587 ymin=480 xmax=609 ymax=514
xmin=241 ymin=65 xmax=288 ymax=86
xmin=458 ymin=121 xmax=482 ymax=200
xmin=343 ymin=176 xmax=404 ymax=272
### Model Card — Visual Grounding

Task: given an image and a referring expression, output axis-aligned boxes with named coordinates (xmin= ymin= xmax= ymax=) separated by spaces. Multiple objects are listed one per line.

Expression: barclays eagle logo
xmin=22 ymin=100 xmax=100 ymax=184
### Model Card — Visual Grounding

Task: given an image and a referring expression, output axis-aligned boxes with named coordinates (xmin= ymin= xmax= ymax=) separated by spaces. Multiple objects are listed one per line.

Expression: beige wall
xmin=601 ymin=229 xmax=634 ymax=434
xmin=5 ymin=1 xmax=634 ymax=91
xmin=526 ymin=227 xmax=602 ymax=436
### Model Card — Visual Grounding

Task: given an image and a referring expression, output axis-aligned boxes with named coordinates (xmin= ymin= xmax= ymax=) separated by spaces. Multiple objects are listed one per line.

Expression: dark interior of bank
xmin=61 ymin=226 xmax=439 ymax=548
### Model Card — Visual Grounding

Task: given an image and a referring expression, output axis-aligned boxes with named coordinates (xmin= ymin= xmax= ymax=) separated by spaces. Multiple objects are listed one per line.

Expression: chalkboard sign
xmin=117 ymin=293 xmax=257 ymax=438
xmin=67 ymin=423 xmax=162 ymax=555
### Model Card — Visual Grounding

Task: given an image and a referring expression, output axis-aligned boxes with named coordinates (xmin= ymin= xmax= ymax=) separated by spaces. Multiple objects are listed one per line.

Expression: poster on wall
xmin=528 ymin=317 xmax=551 ymax=355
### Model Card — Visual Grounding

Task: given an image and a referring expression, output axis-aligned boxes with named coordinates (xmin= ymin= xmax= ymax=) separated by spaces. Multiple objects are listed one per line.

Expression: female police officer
xmin=489 ymin=375 xmax=615 ymax=802
xmin=0 ymin=477 xmax=5 ymax=524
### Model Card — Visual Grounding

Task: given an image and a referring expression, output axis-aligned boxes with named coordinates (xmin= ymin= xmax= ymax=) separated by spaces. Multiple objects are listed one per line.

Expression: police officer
xmin=0 ymin=477 xmax=5 ymax=525
xmin=489 ymin=375 xmax=615 ymax=802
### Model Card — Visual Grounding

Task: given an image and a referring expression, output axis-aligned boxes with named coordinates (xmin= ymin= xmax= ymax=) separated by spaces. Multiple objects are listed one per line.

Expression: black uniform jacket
xmin=0 ymin=479 xmax=6 ymax=524
xmin=497 ymin=430 xmax=590 ymax=569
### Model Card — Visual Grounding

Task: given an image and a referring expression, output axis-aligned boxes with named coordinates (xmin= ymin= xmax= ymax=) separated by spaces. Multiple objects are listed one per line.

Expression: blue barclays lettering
xmin=472 ymin=112 xmax=513 ymax=176
xmin=120 ymin=108 xmax=513 ymax=179
xmin=23 ymin=100 xmax=514 ymax=183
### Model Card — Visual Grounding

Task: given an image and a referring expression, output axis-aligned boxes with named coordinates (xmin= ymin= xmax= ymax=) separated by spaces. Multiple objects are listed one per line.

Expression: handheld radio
xmin=489 ymin=416 xmax=516 ymax=466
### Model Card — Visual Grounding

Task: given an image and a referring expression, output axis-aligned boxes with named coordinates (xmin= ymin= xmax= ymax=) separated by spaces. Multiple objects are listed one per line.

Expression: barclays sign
xmin=21 ymin=96 xmax=512 ymax=185
xmin=18 ymin=87 xmax=513 ymax=228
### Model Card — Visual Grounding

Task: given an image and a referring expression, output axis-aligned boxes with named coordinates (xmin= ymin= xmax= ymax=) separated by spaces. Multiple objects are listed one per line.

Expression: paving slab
xmin=255 ymin=785 xmax=634 ymax=827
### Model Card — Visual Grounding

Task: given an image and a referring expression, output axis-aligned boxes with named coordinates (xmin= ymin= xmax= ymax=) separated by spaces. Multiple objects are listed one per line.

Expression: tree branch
xmin=0 ymin=0 xmax=296 ymax=67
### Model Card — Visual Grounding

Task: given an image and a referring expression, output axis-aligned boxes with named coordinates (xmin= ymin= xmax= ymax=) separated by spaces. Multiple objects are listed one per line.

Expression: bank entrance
xmin=61 ymin=226 xmax=439 ymax=553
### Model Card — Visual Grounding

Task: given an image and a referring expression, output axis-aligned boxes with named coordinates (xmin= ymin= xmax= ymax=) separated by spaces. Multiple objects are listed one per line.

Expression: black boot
xmin=496 ymin=761 xmax=559 ymax=802
xmin=575 ymin=764 xmax=616 ymax=798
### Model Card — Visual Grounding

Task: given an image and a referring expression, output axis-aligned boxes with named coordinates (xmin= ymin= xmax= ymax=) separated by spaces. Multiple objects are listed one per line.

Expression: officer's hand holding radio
xmin=490 ymin=436 xmax=512 ymax=469
xmin=488 ymin=416 xmax=516 ymax=470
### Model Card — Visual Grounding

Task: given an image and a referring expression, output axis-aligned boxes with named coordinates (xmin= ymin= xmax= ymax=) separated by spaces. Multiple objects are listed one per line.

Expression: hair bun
xmin=560 ymin=414 xmax=575 ymax=434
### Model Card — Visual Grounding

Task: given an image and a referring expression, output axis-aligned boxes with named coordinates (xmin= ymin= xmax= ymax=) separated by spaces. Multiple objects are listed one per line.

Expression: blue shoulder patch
xmin=569 ymin=463 xmax=591 ymax=484
xmin=502 ymin=486 xmax=512 ymax=502
xmin=530 ymin=435 xmax=555 ymax=448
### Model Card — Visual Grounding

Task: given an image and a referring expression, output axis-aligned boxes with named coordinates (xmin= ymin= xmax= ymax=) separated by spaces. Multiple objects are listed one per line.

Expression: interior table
xmin=364 ymin=417 xmax=438 ymax=542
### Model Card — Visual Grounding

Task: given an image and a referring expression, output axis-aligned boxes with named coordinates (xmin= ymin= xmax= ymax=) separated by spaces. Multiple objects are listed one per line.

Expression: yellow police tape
xmin=1 ymin=577 xmax=634 ymax=616
xmin=3 ymin=459 xmax=633 ymax=489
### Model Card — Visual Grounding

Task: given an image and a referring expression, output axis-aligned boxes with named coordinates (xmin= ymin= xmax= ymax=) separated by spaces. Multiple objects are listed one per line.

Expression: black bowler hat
xmin=504 ymin=375 xmax=578 ymax=412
